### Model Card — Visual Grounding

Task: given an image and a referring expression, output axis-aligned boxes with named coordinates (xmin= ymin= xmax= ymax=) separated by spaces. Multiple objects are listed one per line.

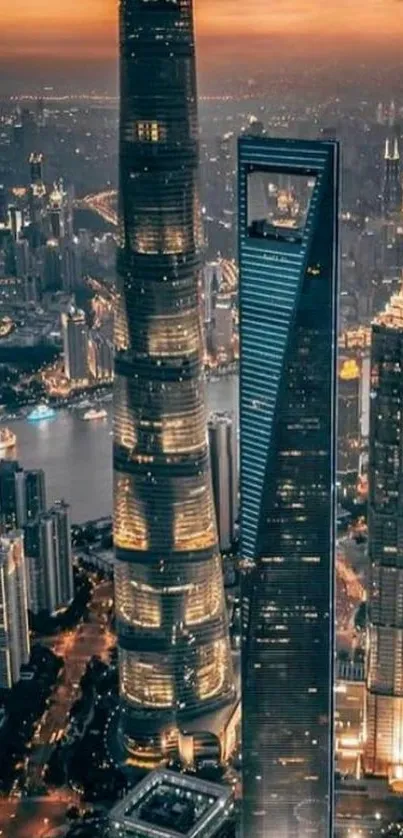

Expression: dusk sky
xmin=1 ymin=0 xmax=402 ymax=58
xmin=0 ymin=0 xmax=402 ymax=91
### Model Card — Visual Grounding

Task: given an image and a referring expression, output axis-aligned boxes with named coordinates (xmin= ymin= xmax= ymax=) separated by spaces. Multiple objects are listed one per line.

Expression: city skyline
xmin=0 ymin=0 xmax=402 ymax=87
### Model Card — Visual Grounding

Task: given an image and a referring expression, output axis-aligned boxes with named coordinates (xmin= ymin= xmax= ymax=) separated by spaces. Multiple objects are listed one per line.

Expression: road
xmin=27 ymin=579 xmax=115 ymax=790
xmin=0 ymin=792 xmax=75 ymax=838
xmin=336 ymin=537 xmax=366 ymax=651
xmin=79 ymin=191 xmax=118 ymax=226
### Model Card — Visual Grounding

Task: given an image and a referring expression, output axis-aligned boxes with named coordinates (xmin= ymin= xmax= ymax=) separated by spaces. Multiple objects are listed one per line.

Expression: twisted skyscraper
xmin=113 ymin=0 xmax=234 ymax=765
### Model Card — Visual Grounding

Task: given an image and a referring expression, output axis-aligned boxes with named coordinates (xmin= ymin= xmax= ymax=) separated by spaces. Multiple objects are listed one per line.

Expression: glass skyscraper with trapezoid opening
xmin=239 ymin=137 xmax=339 ymax=838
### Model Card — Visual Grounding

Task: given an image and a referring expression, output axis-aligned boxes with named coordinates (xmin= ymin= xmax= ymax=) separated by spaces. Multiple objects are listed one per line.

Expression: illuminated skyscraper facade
xmin=239 ymin=137 xmax=339 ymax=838
xmin=114 ymin=0 xmax=234 ymax=764
xmin=365 ymin=290 xmax=403 ymax=781
xmin=0 ymin=532 xmax=30 ymax=689
xmin=61 ymin=307 xmax=89 ymax=383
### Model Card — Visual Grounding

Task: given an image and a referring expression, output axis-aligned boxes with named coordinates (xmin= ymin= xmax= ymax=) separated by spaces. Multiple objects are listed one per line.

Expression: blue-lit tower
xmin=239 ymin=137 xmax=339 ymax=838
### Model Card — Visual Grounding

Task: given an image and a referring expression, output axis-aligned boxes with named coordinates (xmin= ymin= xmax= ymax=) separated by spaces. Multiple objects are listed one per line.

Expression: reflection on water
xmin=3 ymin=376 xmax=238 ymax=523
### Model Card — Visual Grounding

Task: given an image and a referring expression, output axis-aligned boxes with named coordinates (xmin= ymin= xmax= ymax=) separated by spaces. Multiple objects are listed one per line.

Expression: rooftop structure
xmin=373 ymin=285 xmax=403 ymax=329
xmin=109 ymin=769 xmax=235 ymax=838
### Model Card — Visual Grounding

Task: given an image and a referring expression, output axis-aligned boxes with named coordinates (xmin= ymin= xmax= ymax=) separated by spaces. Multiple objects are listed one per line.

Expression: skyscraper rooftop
xmin=109 ymin=769 xmax=235 ymax=838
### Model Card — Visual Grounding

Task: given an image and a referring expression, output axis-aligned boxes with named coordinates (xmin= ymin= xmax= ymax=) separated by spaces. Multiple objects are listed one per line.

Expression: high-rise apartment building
xmin=0 ymin=461 xmax=46 ymax=530
xmin=29 ymin=152 xmax=44 ymax=185
xmin=365 ymin=289 xmax=403 ymax=781
xmin=0 ymin=185 xmax=8 ymax=226
xmin=203 ymin=262 xmax=222 ymax=326
xmin=208 ymin=412 xmax=237 ymax=552
xmin=0 ymin=532 xmax=30 ymax=689
xmin=0 ymin=460 xmax=22 ymax=529
xmin=28 ymin=151 xmax=46 ymax=247
xmin=24 ymin=469 xmax=46 ymax=524
xmin=239 ymin=137 xmax=339 ymax=838
xmin=61 ymin=237 xmax=83 ymax=293
xmin=25 ymin=499 xmax=73 ymax=616
xmin=50 ymin=499 xmax=74 ymax=611
xmin=114 ymin=0 xmax=234 ymax=764
xmin=212 ymin=292 xmax=233 ymax=363
xmin=61 ymin=306 xmax=89 ymax=382
xmin=88 ymin=332 xmax=114 ymax=381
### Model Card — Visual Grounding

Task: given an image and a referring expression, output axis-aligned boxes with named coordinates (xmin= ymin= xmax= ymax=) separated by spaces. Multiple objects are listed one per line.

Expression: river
xmin=3 ymin=376 xmax=238 ymax=523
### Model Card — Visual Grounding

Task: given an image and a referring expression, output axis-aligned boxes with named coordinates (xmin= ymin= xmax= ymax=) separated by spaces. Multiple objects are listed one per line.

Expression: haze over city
xmin=1 ymin=0 xmax=402 ymax=92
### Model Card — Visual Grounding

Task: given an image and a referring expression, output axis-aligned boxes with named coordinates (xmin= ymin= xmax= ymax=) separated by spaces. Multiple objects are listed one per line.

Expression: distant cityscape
xmin=0 ymin=1 xmax=403 ymax=838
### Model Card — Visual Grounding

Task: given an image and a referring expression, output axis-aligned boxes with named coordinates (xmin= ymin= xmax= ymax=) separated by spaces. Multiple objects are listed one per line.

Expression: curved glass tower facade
xmin=114 ymin=0 xmax=234 ymax=765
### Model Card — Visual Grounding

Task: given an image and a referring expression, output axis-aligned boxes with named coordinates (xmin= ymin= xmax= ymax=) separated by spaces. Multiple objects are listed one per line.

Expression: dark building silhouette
xmin=239 ymin=137 xmax=339 ymax=838
xmin=383 ymin=138 xmax=402 ymax=217
xmin=114 ymin=0 xmax=234 ymax=765
xmin=0 ymin=461 xmax=46 ymax=530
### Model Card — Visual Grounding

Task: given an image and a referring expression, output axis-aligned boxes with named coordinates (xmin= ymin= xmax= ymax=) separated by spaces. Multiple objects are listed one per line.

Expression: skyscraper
xmin=212 ymin=291 xmax=233 ymax=364
xmin=208 ymin=412 xmax=237 ymax=552
xmin=383 ymin=138 xmax=402 ymax=218
xmin=203 ymin=261 xmax=222 ymax=326
xmin=239 ymin=137 xmax=339 ymax=838
xmin=61 ymin=237 xmax=83 ymax=293
xmin=50 ymin=499 xmax=74 ymax=610
xmin=48 ymin=180 xmax=67 ymax=240
xmin=28 ymin=151 xmax=46 ymax=247
xmin=24 ymin=469 xmax=46 ymax=524
xmin=0 ymin=532 xmax=30 ymax=689
xmin=365 ymin=289 xmax=403 ymax=781
xmin=114 ymin=0 xmax=234 ymax=764
xmin=0 ymin=184 xmax=8 ymax=226
xmin=24 ymin=500 xmax=73 ymax=616
xmin=29 ymin=151 xmax=44 ymax=185
xmin=61 ymin=306 xmax=89 ymax=382
xmin=0 ymin=461 xmax=46 ymax=530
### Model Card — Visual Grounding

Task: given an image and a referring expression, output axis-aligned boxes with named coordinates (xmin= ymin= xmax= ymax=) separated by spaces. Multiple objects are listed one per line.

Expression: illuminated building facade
xmin=28 ymin=152 xmax=46 ymax=247
xmin=211 ymin=292 xmax=233 ymax=363
xmin=239 ymin=137 xmax=339 ymax=838
xmin=24 ymin=500 xmax=73 ymax=616
xmin=208 ymin=412 xmax=238 ymax=552
xmin=338 ymin=357 xmax=361 ymax=474
xmin=62 ymin=306 xmax=89 ymax=383
xmin=114 ymin=0 xmax=234 ymax=763
xmin=365 ymin=289 xmax=403 ymax=782
xmin=0 ymin=532 xmax=30 ymax=689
